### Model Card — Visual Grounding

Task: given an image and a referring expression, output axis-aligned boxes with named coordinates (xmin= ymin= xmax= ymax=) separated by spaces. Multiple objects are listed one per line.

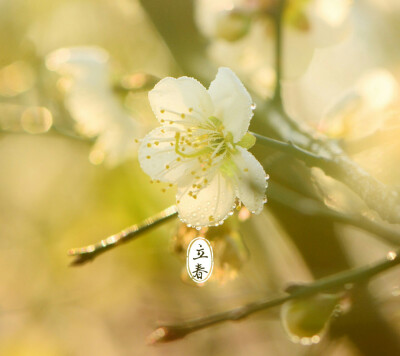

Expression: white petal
xmin=177 ymin=171 xmax=236 ymax=227
xmin=232 ymin=147 xmax=267 ymax=214
xmin=208 ymin=67 xmax=253 ymax=142
xmin=149 ymin=76 xmax=213 ymax=124
xmin=138 ymin=126 xmax=201 ymax=184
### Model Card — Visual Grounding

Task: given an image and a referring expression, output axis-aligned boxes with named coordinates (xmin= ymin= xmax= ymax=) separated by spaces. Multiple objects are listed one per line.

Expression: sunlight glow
xmin=358 ymin=69 xmax=399 ymax=110
xmin=21 ymin=106 xmax=53 ymax=134
xmin=89 ymin=149 xmax=105 ymax=165
xmin=315 ymin=0 xmax=352 ymax=27
xmin=0 ymin=61 xmax=35 ymax=97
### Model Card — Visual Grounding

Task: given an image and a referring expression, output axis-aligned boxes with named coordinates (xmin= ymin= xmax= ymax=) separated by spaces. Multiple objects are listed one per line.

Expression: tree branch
xmin=257 ymin=105 xmax=400 ymax=225
xmin=252 ymin=132 xmax=330 ymax=167
xmin=68 ymin=205 xmax=178 ymax=266
xmin=148 ymin=249 xmax=400 ymax=343
xmin=66 ymin=178 xmax=400 ymax=267
xmin=271 ymin=0 xmax=285 ymax=105
xmin=269 ymin=181 xmax=400 ymax=246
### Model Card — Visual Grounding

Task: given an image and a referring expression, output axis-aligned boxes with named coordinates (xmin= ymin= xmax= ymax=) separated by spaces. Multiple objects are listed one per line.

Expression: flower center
xmin=174 ymin=116 xmax=234 ymax=160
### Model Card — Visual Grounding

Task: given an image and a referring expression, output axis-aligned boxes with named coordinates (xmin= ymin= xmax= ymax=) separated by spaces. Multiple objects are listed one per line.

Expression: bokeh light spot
xmin=21 ymin=106 xmax=53 ymax=134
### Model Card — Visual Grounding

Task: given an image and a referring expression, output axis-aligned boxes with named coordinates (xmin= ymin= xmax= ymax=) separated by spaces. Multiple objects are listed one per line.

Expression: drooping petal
xmin=208 ymin=67 xmax=253 ymax=142
xmin=232 ymin=147 xmax=267 ymax=214
xmin=177 ymin=171 xmax=236 ymax=227
xmin=139 ymin=126 xmax=201 ymax=184
xmin=149 ymin=76 xmax=213 ymax=125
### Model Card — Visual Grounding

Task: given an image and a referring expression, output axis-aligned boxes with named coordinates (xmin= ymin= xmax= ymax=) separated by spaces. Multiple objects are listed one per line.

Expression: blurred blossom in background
xmin=0 ymin=0 xmax=400 ymax=355
xmin=45 ymin=46 xmax=150 ymax=167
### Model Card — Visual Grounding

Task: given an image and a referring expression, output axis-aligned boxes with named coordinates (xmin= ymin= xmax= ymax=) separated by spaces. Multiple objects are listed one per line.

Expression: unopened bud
xmin=281 ymin=293 xmax=340 ymax=343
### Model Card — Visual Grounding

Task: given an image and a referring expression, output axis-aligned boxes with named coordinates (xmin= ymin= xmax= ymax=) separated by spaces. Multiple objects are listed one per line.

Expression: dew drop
xmin=291 ymin=336 xmax=300 ymax=343
xmin=251 ymin=103 xmax=257 ymax=110
xmin=195 ymin=226 xmax=201 ymax=231
xmin=300 ymin=337 xmax=312 ymax=346
xmin=311 ymin=335 xmax=321 ymax=344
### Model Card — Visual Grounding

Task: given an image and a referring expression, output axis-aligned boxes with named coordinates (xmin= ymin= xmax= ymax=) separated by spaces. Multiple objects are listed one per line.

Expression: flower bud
xmin=281 ymin=293 xmax=340 ymax=343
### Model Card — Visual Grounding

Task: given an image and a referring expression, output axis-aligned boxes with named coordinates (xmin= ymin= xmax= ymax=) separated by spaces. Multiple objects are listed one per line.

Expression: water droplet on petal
xmin=251 ymin=103 xmax=256 ymax=110
xmin=311 ymin=335 xmax=321 ymax=344
xmin=300 ymin=337 xmax=312 ymax=345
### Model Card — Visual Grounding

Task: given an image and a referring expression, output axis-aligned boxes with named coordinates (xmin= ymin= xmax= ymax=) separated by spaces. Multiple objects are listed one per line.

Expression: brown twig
xmin=68 ymin=205 xmax=178 ymax=266
xmin=268 ymin=181 xmax=400 ymax=246
xmin=148 ymin=249 xmax=400 ymax=343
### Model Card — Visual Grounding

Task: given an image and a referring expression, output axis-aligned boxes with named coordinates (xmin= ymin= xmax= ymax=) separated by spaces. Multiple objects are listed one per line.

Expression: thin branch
xmin=252 ymin=132 xmax=330 ymax=167
xmin=271 ymin=0 xmax=285 ymax=105
xmin=67 ymin=178 xmax=400 ymax=267
xmin=68 ymin=205 xmax=178 ymax=266
xmin=148 ymin=249 xmax=400 ymax=343
xmin=254 ymin=104 xmax=400 ymax=226
xmin=269 ymin=181 xmax=400 ymax=246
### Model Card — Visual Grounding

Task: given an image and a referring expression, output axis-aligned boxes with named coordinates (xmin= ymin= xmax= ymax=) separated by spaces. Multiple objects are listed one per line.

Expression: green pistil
xmin=175 ymin=132 xmax=211 ymax=158
xmin=237 ymin=132 xmax=256 ymax=149
xmin=174 ymin=118 xmax=255 ymax=160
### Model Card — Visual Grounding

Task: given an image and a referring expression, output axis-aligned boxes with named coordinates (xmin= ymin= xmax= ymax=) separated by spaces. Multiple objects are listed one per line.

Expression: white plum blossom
xmin=46 ymin=47 xmax=147 ymax=167
xmin=139 ymin=67 xmax=268 ymax=228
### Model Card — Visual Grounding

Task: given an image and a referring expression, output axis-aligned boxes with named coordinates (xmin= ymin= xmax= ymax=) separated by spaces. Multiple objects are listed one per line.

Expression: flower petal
xmin=149 ymin=76 xmax=213 ymax=125
xmin=139 ymin=126 xmax=201 ymax=184
xmin=232 ymin=147 xmax=267 ymax=214
xmin=177 ymin=171 xmax=236 ymax=227
xmin=208 ymin=67 xmax=253 ymax=142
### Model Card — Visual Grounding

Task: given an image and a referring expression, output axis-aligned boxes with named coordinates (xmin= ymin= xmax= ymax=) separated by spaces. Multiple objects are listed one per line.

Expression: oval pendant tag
xmin=187 ymin=237 xmax=213 ymax=283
